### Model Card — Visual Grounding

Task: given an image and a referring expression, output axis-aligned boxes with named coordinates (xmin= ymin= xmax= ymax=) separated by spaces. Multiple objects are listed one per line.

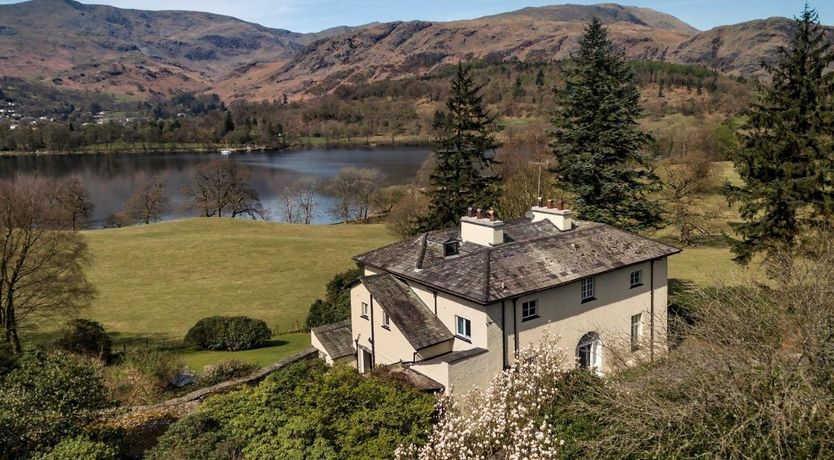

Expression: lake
xmin=0 ymin=147 xmax=431 ymax=226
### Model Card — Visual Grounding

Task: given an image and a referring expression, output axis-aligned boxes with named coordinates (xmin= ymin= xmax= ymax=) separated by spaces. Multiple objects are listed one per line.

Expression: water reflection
xmin=0 ymin=147 xmax=430 ymax=226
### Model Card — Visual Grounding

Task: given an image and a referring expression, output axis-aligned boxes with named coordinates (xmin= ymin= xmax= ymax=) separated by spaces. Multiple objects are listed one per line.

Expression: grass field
xmin=81 ymin=219 xmax=397 ymax=366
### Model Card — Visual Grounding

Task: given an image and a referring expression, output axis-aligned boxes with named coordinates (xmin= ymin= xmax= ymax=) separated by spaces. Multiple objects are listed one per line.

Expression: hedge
xmin=184 ymin=316 xmax=272 ymax=351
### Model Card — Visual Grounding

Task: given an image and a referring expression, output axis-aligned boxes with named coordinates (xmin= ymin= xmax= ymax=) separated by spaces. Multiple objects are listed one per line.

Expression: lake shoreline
xmin=0 ymin=137 xmax=434 ymax=157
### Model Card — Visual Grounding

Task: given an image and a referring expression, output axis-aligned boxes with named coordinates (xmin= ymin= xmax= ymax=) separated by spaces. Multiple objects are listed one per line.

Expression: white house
xmin=312 ymin=201 xmax=680 ymax=393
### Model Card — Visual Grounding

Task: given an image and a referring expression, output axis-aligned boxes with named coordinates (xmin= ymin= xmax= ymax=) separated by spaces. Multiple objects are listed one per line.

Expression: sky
xmin=1 ymin=0 xmax=831 ymax=33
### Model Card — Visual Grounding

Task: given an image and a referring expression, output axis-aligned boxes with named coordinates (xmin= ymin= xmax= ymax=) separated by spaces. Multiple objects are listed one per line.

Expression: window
xmin=630 ymin=269 xmax=643 ymax=288
xmin=581 ymin=277 xmax=595 ymax=302
xmin=361 ymin=302 xmax=369 ymax=318
xmin=444 ymin=240 xmax=460 ymax=257
xmin=382 ymin=310 xmax=390 ymax=328
xmin=521 ymin=299 xmax=538 ymax=321
xmin=631 ymin=313 xmax=642 ymax=351
xmin=455 ymin=315 xmax=472 ymax=340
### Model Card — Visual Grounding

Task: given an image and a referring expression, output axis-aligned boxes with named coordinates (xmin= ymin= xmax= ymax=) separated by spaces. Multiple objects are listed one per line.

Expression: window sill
xmin=581 ymin=297 xmax=596 ymax=304
xmin=521 ymin=315 xmax=539 ymax=323
xmin=361 ymin=315 xmax=369 ymax=320
xmin=455 ymin=335 xmax=472 ymax=343
xmin=630 ymin=283 xmax=643 ymax=289
xmin=381 ymin=324 xmax=390 ymax=331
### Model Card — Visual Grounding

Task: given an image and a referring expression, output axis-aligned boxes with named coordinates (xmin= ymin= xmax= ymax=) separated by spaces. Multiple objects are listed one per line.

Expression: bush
xmin=201 ymin=360 xmax=257 ymax=386
xmin=305 ymin=268 xmax=360 ymax=329
xmin=36 ymin=436 xmax=117 ymax=460
xmin=149 ymin=360 xmax=435 ymax=459
xmin=0 ymin=341 xmax=17 ymax=377
xmin=107 ymin=348 xmax=186 ymax=405
xmin=0 ymin=350 xmax=110 ymax=457
xmin=56 ymin=319 xmax=113 ymax=361
xmin=184 ymin=316 xmax=272 ymax=351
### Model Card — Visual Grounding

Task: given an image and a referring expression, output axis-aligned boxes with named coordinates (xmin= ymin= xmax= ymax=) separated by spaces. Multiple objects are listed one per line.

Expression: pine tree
xmin=418 ymin=64 xmax=501 ymax=232
xmin=550 ymin=18 xmax=662 ymax=231
xmin=535 ymin=68 xmax=545 ymax=87
xmin=724 ymin=5 xmax=834 ymax=264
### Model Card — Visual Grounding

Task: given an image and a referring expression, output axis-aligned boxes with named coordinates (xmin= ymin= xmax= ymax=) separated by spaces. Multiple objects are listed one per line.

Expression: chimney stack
xmin=531 ymin=198 xmax=573 ymax=231
xmin=461 ymin=206 xmax=504 ymax=246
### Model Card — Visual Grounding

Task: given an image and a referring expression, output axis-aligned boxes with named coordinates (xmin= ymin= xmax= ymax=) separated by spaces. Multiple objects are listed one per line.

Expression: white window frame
xmin=521 ymin=299 xmax=538 ymax=321
xmin=630 ymin=269 xmax=643 ymax=288
xmin=361 ymin=302 xmax=369 ymax=318
xmin=581 ymin=277 xmax=595 ymax=302
xmin=631 ymin=313 xmax=642 ymax=351
xmin=455 ymin=315 xmax=472 ymax=340
xmin=382 ymin=310 xmax=390 ymax=328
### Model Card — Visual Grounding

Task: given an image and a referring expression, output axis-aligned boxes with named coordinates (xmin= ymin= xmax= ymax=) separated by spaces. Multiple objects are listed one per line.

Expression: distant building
xmin=312 ymin=201 xmax=680 ymax=393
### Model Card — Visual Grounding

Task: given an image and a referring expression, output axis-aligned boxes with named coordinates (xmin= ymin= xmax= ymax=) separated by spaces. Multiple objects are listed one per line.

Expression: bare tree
xmin=277 ymin=177 xmax=319 ymax=224
xmin=52 ymin=177 xmax=93 ymax=230
xmin=0 ymin=177 xmax=96 ymax=353
xmin=123 ymin=175 xmax=169 ymax=225
xmin=325 ymin=167 xmax=383 ymax=223
xmin=183 ymin=159 xmax=265 ymax=219
xmin=658 ymin=152 xmax=717 ymax=245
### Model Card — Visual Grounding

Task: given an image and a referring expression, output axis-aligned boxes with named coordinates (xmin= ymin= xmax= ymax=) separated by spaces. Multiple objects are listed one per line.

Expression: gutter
xmin=370 ymin=295 xmax=376 ymax=368
xmin=650 ymin=259 xmax=655 ymax=362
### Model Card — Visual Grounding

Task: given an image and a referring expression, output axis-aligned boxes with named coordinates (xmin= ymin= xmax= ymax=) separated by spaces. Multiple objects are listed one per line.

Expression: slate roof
xmin=311 ymin=320 xmax=353 ymax=359
xmin=355 ymin=218 xmax=681 ymax=305
xmin=362 ymin=274 xmax=455 ymax=350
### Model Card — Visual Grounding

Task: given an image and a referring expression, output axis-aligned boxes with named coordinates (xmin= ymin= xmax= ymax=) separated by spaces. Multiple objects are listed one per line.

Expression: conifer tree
xmin=550 ymin=18 xmax=662 ymax=231
xmin=418 ymin=64 xmax=501 ymax=231
xmin=724 ymin=5 xmax=834 ymax=264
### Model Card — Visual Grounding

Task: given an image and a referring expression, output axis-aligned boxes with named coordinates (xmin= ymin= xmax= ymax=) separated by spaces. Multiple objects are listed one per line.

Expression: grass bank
xmin=81 ymin=219 xmax=397 ymax=366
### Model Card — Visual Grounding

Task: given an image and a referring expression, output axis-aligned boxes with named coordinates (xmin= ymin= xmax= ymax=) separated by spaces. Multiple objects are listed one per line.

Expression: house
xmin=311 ymin=200 xmax=680 ymax=393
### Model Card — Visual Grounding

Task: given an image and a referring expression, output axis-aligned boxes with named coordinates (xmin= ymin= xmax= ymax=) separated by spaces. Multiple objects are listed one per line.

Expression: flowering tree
xmin=396 ymin=333 xmax=567 ymax=460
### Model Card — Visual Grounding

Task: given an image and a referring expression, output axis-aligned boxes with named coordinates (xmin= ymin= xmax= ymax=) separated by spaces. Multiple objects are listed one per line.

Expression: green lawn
xmin=82 ymin=219 xmax=397 ymax=350
xmin=173 ymin=333 xmax=311 ymax=372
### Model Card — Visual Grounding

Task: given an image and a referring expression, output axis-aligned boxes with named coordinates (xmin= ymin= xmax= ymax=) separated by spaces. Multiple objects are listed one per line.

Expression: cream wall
xmin=505 ymin=258 xmax=669 ymax=372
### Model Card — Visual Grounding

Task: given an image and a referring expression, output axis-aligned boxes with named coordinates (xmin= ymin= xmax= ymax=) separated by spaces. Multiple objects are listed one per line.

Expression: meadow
xmin=81 ymin=219 xmax=397 ymax=369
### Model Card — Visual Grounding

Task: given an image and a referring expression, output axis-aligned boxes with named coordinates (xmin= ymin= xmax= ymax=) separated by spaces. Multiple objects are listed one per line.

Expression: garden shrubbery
xmin=184 ymin=316 xmax=272 ymax=351
xmin=36 ymin=436 xmax=118 ymax=460
xmin=56 ymin=319 xmax=113 ymax=362
xmin=305 ymin=268 xmax=360 ymax=329
xmin=148 ymin=360 xmax=435 ymax=459
xmin=0 ymin=350 xmax=112 ymax=457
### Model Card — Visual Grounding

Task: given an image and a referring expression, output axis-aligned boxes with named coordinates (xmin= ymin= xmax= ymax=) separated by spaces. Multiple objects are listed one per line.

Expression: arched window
xmin=576 ymin=332 xmax=602 ymax=374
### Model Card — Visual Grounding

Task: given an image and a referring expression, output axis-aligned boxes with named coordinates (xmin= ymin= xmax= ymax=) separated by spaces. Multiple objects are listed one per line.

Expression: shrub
xmin=56 ymin=319 xmax=113 ymax=361
xmin=107 ymin=348 xmax=186 ymax=405
xmin=305 ymin=268 xmax=360 ymax=329
xmin=0 ymin=341 xmax=17 ymax=376
xmin=0 ymin=350 xmax=110 ymax=457
xmin=184 ymin=316 xmax=271 ymax=351
xmin=150 ymin=360 xmax=435 ymax=459
xmin=36 ymin=436 xmax=117 ymax=460
xmin=202 ymin=359 xmax=257 ymax=386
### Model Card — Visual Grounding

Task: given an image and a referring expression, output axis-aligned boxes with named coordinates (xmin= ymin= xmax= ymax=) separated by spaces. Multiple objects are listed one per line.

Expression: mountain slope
xmin=670 ymin=17 xmax=834 ymax=76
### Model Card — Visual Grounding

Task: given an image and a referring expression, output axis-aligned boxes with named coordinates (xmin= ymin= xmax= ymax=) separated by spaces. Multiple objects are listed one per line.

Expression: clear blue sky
xmin=2 ymin=0 xmax=831 ymax=33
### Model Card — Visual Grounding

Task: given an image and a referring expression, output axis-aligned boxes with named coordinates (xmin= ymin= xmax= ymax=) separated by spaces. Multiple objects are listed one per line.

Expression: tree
xmin=52 ymin=178 xmax=92 ymax=231
xmin=550 ymin=18 xmax=663 ymax=231
xmin=0 ymin=350 xmax=110 ymax=456
xmin=723 ymin=6 xmax=834 ymax=264
xmin=122 ymin=175 xmax=168 ymax=225
xmin=0 ymin=177 xmax=95 ymax=353
xmin=325 ymin=167 xmax=382 ymax=223
xmin=535 ymin=68 xmax=546 ymax=87
xmin=277 ymin=177 xmax=319 ymax=224
xmin=418 ymin=63 xmax=501 ymax=231
xmin=658 ymin=153 xmax=718 ymax=246
xmin=305 ymin=268 xmax=360 ymax=329
xmin=183 ymin=159 xmax=265 ymax=219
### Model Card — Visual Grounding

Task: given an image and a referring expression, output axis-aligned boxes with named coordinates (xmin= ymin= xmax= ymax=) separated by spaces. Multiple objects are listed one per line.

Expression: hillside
xmin=0 ymin=0 xmax=831 ymax=101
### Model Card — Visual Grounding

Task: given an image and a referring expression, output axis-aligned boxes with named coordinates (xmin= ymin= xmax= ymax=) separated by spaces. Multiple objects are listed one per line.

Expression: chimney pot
xmin=467 ymin=206 xmax=475 ymax=217
xmin=537 ymin=197 xmax=544 ymax=207
xmin=488 ymin=209 xmax=496 ymax=222
xmin=557 ymin=200 xmax=564 ymax=210
xmin=546 ymin=199 xmax=554 ymax=209
xmin=476 ymin=208 xmax=484 ymax=219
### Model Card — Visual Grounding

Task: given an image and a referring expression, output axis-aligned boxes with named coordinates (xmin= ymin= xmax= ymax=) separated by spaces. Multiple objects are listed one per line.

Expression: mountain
xmin=671 ymin=17 xmax=834 ymax=76
xmin=230 ymin=4 xmax=699 ymax=100
xmin=0 ymin=0 xmax=830 ymax=102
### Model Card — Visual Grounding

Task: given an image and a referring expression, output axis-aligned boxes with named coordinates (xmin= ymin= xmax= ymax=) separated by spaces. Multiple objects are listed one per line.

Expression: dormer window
xmin=443 ymin=240 xmax=460 ymax=257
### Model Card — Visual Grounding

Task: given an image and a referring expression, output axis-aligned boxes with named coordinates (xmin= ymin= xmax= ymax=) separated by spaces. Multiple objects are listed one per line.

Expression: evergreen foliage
xmin=305 ymin=268 xmax=360 ymax=329
xmin=418 ymin=64 xmax=501 ymax=232
xmin=184 ymin=316 xmax=272 ymax=351
xmin=723 ymin=6 xmax=834 ymax=264
xmin=148 ymin=360 xmax=435 ymax=460
xmin=550 ymin=18 xmax=663 ymax=231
